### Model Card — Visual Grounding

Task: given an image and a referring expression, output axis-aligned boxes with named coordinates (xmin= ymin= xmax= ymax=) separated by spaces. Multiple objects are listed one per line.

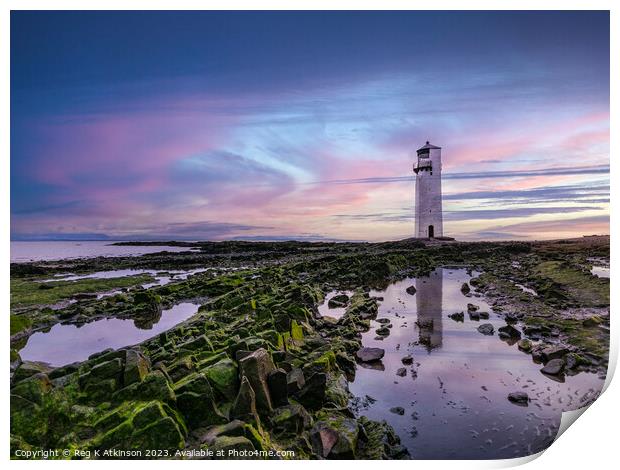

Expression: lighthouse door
xmin=428 ymin=225 xmax=434 ymax=238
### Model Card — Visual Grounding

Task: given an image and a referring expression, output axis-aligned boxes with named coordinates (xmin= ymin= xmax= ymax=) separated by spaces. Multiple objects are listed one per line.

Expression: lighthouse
xmin=413 ymin=141 xmax=443 ymax=238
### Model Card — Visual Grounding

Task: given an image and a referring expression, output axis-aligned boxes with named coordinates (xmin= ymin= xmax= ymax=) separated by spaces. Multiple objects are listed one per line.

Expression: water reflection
xmin=350 ymin=268 xmax=604 ymax=459
xmin=415 ymin=268 xmax=443 ymax=350
xmin=19 ymin=302 xmax=200 ymax=367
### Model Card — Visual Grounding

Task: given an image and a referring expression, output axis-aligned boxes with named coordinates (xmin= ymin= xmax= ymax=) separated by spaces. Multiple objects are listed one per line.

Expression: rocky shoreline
xmin=10 ymin=236 xmax=610 ymax=459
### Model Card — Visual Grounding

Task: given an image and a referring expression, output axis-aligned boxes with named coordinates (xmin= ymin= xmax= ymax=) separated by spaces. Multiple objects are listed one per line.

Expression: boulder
xmin=375 ymin=326 xmax=390 ymax=336
xmin=271 ymin=404 xmax=312 ymax=434
xmin=286 ymin=368 xmax=306 ymax=394
xmin=540 ymin=346 xmax=569 ymax=362
xmin=199 ymin=420 xmax=246 ymax=445
xmin=498 ymin=325 xmax=521 ymax=339
xmin=11 ymin=373 xmax=52 ymax=405
xmin=238 ymin=348 xmax=276 ymax=415
xmin=355 ymin=347 xmax=385 ymax=363
xmin=389 ymin=406 xmax=405 ymax=415
xmin=405 ymin=285 xmax=417 ymax=295
xmin=328 ymin=294 xmax=349 ymax=309
xmin=396 ymin=368 xmax=407 ymax=377
xmin=541 ymin=358 xmax=565 ymax=375
xmin=210 ymin=435 xmax=255 ymax=457
xmin=297 ymin=373 xmax=327 ymax=410
xmin=124 ymin=349 xmax=150 ymax=386
xmin=507 ymin=391 xmax=529 ymax=406
xmin=204 ymin=358 xmax=239 ymax=398
xmin=267 ymin=369 xmax=289 ymax=407
xmin=13 ymin=361 xmax=53 ymax=383
xmin=477 ymin=324 xmax=494 ymax=335
xmin=467 ymin=303 xmax=479 ymax=312
xmin=517 ymin=339 xmax=532 ymax=352
xmin=565 ymin=353 xmax=583 ymax=369
xmin=460 ymin=283 xmax=471 ymax=295
xmin=310 ymin=419 xmax=359 ymax=459
xmin=175 ymin=374 xmax=226 ymax=427
xmin=478 ymin=311 xmax=490 ymax=319
xmin=231 ymin=376 xmax=260 ymax=426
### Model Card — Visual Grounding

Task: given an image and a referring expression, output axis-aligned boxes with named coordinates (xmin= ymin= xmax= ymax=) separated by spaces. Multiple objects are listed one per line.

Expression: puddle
xmin=45 ymin=268 xmax=210 ymax=286
xmin=590 ymin=266 xmax=610 ymax=279
xmin=318 ymin=290 xmax=354 ymax=320
xmin=19 ymin=302 xmax=200 ymax=367
xmin=349 ymin=268 xmax=604 ymax=459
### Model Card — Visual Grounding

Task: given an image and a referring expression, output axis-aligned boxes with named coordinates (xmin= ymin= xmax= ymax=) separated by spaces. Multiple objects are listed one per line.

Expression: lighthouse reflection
xmin=415 ymin=268 xmax=444 ymax=350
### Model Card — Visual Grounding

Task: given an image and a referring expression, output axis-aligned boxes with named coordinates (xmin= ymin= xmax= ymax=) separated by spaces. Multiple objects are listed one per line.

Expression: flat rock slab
xmin=541 ymin=358 xmax=565 ymax=375
xmin=356 ymin=347 xmax=385 ymax=362
xmin=477 ymin=324 xmax=494 ymax=335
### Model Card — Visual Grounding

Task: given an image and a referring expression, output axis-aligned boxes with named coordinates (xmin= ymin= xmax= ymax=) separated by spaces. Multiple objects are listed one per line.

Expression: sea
xmin=10 ymin=241 xmax=196 ymax=263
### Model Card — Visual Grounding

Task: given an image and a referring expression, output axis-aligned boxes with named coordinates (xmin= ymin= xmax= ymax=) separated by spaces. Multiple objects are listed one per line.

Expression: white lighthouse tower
xmin=414 ymin=141 xmax=443 ymax=238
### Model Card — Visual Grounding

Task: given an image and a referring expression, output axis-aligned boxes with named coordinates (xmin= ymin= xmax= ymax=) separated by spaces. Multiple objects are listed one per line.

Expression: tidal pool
xmin=318 ymin=290 xmax=354 ymax=320
xmin=19 ymin=302 xmax=200 ymax=367
xmin=349 ymin=268 xmax=604 ymax=459
xmin=591 ymin=266 xmax=610 ymax=279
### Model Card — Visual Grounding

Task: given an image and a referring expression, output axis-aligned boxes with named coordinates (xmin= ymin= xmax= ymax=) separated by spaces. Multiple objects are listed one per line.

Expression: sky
xmin=10 ymin=11 xmax=610 ymax=242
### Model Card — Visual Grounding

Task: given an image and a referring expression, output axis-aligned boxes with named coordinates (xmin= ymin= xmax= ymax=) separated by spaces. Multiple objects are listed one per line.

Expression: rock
xmin=124 ymin=349 xmax=150 ymax=386
xmin=238 ymin=348 xmax=276 ymax=414
xmin=204 ymin=358 xmax=239 ymax=398
xmin=13 ymin=361 xmax=53 ymax=383
xmin=541 ymin=358 xmax=565 ymax=375
xmin=478 ymin=311 xmax=490 ymax=319
xmin=583 ymin=316 xmax=603 ymax=328
xmin=355 ymin=347 xmax=385 ymax=363
xmin=389 ymin=406 xmax=405 ymax=415
xmin=448 ymin=312 xmax=464 ymax=322
xmin=176 ymin=384 xmax=226 ymax=428
xmin=461 ymin=283 xmax=471 ymax=295
xmin=405 ymin=285 xmax=417 ymax=295
xmin=376 ymin=318 xmax=391 ymax=324
xmin=375 ymin=326 xmax=390 ymax=336
xmin=468 ymin=311 xmax=480 ymax=321
xmin=267 ymin=368 xmax=289 ymax=407
xmin=565 ymin=353 xmax=583 ymax=369
xmin=310 ymin=418 xmax=359 ymax=459
xmin=396 ymin=368 xmax=407 ymax=377
xmin=477 ymin=324 xmax=494 ymax=335
xmin=504 ymin=313 xmax=519 ymax=324
xmin=297 ymin=373 xmax=327 ymax=410
xmin=11 ymin=373 xmax=52 ymax=405
xmin=517 ymin=339 xmax=532 ymax=352
xmin=498 ymin=325 xmax=521 ymax=339
xmin=231 ymin=376 xmax=260 ymax=426
xmin=129 ymin=415 xmax=185 ymax=451
xmin=271 ymin=404 xmax=312 ymax=434
xmin=467 ymin=303 xmax=479 ymax=312
xmin=90 ymin=358 xmax=124 ymax=380
xmin=328 ymin=294 xmax=349 ymax=309
xmin=286 ymin=368 xmax=305 ymax=394
xmin=211 ymin=436 xmax=255 ymax=457
xmin=199 ymin=420 xmax=246 ymax=445
xmin=401 ymin=355 xmax=413 ymax=365
xmin=540 ymin=346 xmax=569 ymax=362
xmin=507 ymin=391 xmax=529 ymax=406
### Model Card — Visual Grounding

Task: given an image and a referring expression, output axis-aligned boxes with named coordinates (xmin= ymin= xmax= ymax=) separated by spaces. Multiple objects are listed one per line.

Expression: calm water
xmin=591 ymin=266 xmax=610 ymax=279
xmin=11 ymin=241 xmax=197 ymax=263
xmin=349 ymin=268 xmax=604 ymax=459
xmin=19 ymin=302 xmax=200 ymax=366
xmin=318 ymin=290 xmax=354 ymax=320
